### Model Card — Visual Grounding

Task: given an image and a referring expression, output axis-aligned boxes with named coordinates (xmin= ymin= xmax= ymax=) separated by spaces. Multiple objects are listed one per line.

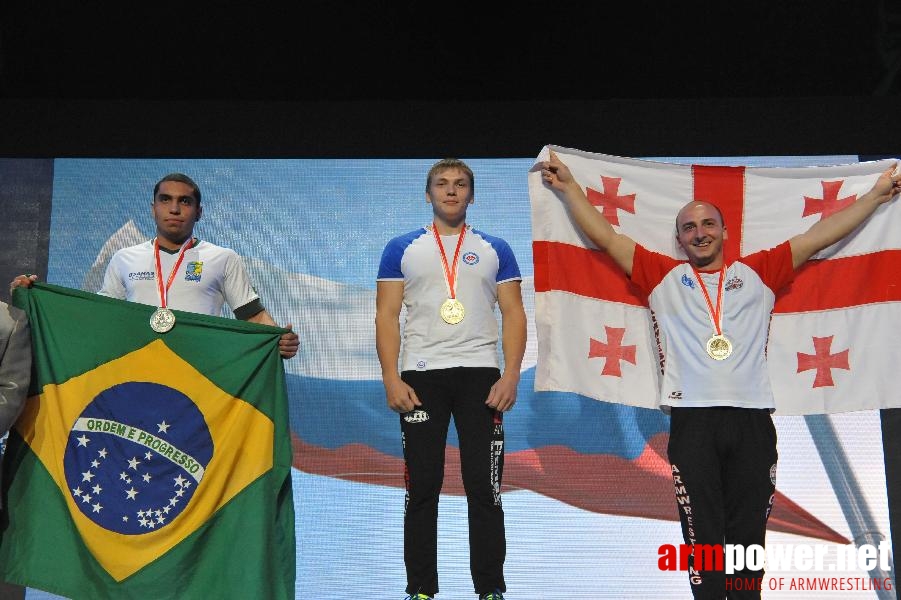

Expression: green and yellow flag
xmin=0 ymin=284 xmax=295 ymax=599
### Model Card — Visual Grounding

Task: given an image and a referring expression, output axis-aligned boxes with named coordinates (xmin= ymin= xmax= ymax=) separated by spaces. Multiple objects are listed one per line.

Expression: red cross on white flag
xmin=530 ymin=145 xmax=901 ymax=415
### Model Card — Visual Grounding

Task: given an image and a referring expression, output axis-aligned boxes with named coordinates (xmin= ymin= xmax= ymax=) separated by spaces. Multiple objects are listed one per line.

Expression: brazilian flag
xmin=0 ymin=284 xmax=295 ymax=599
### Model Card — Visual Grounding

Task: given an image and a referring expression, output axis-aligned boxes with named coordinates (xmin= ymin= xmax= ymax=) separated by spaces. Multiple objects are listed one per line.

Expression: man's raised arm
xmin=790 ymin=164 xmax=901 ymax=269
xmin=540 ymin=149 xmax=637 ymax=276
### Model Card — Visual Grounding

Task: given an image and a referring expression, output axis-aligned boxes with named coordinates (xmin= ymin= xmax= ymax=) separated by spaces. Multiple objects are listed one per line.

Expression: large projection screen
xmin=6 ymin=152 xmax=895 ymax=599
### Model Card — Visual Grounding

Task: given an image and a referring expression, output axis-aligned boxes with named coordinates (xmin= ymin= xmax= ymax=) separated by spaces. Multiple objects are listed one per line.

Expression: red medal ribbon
xmin=691 ymin=265 xmax=726 ymax=336
xmin=431 ymin=223 xmax=467 ymax=300
xmin=154 ymin=237 xmax=195 ymax=308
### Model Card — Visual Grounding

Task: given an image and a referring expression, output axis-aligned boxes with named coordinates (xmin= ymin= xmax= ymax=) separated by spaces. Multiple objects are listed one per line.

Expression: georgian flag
xmin=530 ymin=145 xmax=901 ymax=415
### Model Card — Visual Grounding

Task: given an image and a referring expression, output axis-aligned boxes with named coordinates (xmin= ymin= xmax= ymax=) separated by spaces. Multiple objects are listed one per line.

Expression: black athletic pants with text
xmin=401 ymin=367 xmax=506 ymax=597
xmin=668 ymin=407 xmax=778 ymax=600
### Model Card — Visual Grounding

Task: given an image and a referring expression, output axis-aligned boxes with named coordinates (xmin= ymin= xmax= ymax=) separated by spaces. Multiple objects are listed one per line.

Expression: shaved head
xmin=676 ymin=200 xmax=724 ymax=233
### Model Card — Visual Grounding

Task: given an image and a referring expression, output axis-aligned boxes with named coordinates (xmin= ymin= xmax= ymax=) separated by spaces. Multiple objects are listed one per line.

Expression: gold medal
xmin=706 ymin=334 xmax=733 ymax=360
xmin=150 ymin=307 xmax=176 ymax=333
xmin=431 ymin=223 xmax=468 ymax=326
xmin=440 ymin=298 xmax=465 ymax=324
xmin=692 ymin=266 xmax=732 ymax=361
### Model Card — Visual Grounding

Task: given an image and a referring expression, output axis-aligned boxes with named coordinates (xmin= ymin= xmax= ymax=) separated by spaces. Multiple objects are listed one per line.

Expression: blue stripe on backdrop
xmin=288 ymin=368 xmax=667 ymax=458
xmin=17 ymin=154 xmax=894 ymax=599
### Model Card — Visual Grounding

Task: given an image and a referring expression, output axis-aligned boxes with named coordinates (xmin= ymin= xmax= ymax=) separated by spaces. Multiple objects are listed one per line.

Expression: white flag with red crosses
xmin=529 ymin=145 xmax=901 ymax=415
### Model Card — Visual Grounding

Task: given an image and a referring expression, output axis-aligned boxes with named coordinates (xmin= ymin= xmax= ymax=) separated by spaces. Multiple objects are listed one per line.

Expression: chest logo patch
xmin=185 ymin=261 xmax=203 ymax=282
xmin=725 ymin=276 xmax=744 ymax=291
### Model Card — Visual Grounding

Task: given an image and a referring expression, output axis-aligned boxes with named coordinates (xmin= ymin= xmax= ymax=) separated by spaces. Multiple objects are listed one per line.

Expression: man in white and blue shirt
xmin=376 ymin=159 xmax=526 ymax=600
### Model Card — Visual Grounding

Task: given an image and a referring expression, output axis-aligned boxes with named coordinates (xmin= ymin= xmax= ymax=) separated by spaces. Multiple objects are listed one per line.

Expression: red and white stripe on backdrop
xmin=529 ymin=145 xmax=901 ymax=415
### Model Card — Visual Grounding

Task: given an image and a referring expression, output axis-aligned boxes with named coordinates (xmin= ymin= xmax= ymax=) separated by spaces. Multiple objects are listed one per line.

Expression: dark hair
xmin=153 ymin=173 xmax=201 ymax=204
xmin=425 ymin=158 xmax=474 ymax=193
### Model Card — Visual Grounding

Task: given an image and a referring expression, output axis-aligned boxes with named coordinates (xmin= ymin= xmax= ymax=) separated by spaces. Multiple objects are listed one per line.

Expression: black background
xmin=2 ymin=3 xmax=896 ymax=101
xmin=1 ymin=2 xmax=900 ymax=158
